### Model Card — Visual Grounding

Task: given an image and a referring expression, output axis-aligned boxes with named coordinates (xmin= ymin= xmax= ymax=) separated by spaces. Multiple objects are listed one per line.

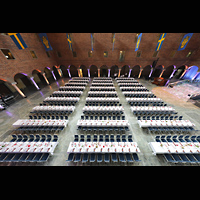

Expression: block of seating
xmin=154 ymin=135 xmax=200 ymax=143
xmin=90 ymin=87 xmax=116 ymax=91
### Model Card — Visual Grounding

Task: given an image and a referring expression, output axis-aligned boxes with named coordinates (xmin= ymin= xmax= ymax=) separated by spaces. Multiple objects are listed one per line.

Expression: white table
xmin=77 ymin=120 xmax=129 ymax=127
xmin=86 ymin=97 xmax=120 ymax=102
xmin=123 ymin=91 xmax=152 ymax=95
xmin=88 ymin=91 xmax=117 ymax=94
xmin=137 ymin=119 xmax=195 ymax=128
xmin=0 ymin=142 xmax=58 ymax=155
xmin=83 ymin=106 xmax=124 ymax=112
xmin=32 ymin=106 xmax=75 ymax=112
xmin=126 ymin=97 xmax=163 ymax=102
xmin=44 ymin=97 xmax=80 ymax=102
xmin=53 ymin=91 xmax=83 ymax=95
xmin=131 ymin=106 xmax=175 ymax=112
xmin=13 ymin=119 xmax=68 ymax=127
xmin=67 ymin=142 xmax=140 ymax=153
xmin=149 ymin=142 xmax=200 ymax=155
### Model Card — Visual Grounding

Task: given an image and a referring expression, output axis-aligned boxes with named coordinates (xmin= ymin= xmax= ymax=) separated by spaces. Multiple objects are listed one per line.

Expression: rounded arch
xmin=120 ymin=65 xmax=130 ymax=77
xmin=60 ymin=65 xmax=69 ymax=77
xmin=14 ymin=73 xmax=37 ymax=93
xmin=161 ymin=65 xmax=176 ymax=79
xmin=32 ymin=69 xmax=47 ymax=86
xmin=53 ymin=65 xmax=61 ymax=79
xmin=89 ymin=65 xmax=98 ymax=77
xmin=151 ymin=65 xmax=164 ymax=78
xmin=140 ymin=65 xmax=152 ymax=79
xmin=79 ymin=65 xmax=88 ymax=77
xmin=0 ymin=78 xmax=16 ymax=97
xmin=100 ymin=65 xmax=108 ymax=77
xmin=131 ymin=65 xmax=141 ymax=78
xmin=44 ymin=67 xmax=54 ymax=83
xmin=69 ymin=65 xmax=78 ymax=77
xmin=182 ymin=65 xmax=199 ymax=80
xmin=110 ymin=65 xmax=119 ymax=78
xmin=173 ymin=65 xmax=188 ymax=79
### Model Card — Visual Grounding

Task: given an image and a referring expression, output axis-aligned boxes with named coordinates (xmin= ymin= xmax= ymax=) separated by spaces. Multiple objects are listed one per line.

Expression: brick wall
xmin=0 ymin=33 xmax=58 ymax=83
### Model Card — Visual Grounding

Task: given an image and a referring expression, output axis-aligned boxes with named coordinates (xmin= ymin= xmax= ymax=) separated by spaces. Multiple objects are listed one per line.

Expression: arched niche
xmin=60 ymin=65 xmax=69 ymax=77
xmin=90 ymin=65 xmax=98 ymax=77
xmin=69 ymin=65 xmax=78 ymax=77
xmin=173 ymin=65 xmax=187 ymax=79
xmin=32 ymin=69 xmax=47 ymax=86
xmin=44 ymin=67 xmax=54 ymax=84
xmin=131 ymin=65 xmax=141 ymax=78
xmin=151 ymin=65 xmax=164 ymax=78
xmin=161 ymin=65 xmax=176 ymax=79
xmin=53 ymin=66 xmax=61 ymax=79
xmin=140 ymin=65 xmax=152 ymax=79
xmin=79 ymin=65 xmax=88 ymax=77
xmin=110 ymin=65 xmax=119 ymax=78
xmin=120 ymin=65 xmax=130 ymax=77
xmin=100 ymin=65 xmax=108 ymax=77
xmin=182 ymin=65 xmax=199 ymax=80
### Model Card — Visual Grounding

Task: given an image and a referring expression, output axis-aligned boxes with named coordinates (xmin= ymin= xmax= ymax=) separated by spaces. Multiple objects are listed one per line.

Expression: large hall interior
xmin=0 ymin=32 xmax=200 ymax=166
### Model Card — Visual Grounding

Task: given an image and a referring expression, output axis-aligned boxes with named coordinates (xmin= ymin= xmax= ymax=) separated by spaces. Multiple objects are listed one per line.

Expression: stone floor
xmin=0 ymin=77 xmax=200 ymax=166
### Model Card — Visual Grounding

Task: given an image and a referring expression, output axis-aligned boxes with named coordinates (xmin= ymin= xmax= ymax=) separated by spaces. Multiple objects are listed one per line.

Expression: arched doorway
xmin=140 ymin=65 xmax=152 ymax=79
xmin=69 ymin=65 xmax=78 ymax=77
xmin=60 ymin=65 xmax=69 ymax=78
xmin=90 ymin=65 xmax=98 ymax=77
xmin=161 ymin=65 xmax=176 ymax=79
xmin=0 ymin=79 xmax=17 ymax=106
xmin=110 ymin=65 xmax=119 ymax=78
xmin=131 ymin=65 xmax=141 ymax=78
xmin=151 ymin=65 xmax=164 ymax=78
xmin=14 ymin=73 xmax=37 ymax=95
xmin=53 ymin=66 xmax=61 ymax=80
xmin=44 ymin=67 xmax=54 ymax=84
xmin=32 ymin=69 xmax=47 ymax=88
xmin=182 ymin=65 xmax=199 ymax=80
xmin=173 ymin=65 xmax=187 ymax=79
xmin=100 ymin=65 xmax=108 ymax=77
xmin=120 ymin=65 xmax=130 ymax=77
xmin=80 ymin=65 xmax=88 ymax=77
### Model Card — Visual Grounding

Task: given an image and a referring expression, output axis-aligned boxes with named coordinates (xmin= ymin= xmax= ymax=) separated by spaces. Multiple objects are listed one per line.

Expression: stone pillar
xmin=42 ymin=73 xmax=49 ymax=85
xmin=51 ymin=70 xmax=57 ymax=80
xmin=11 ymin=82 xmax=26 ymax=98
xmin=118 ymin=69 xmax=121 ymax=77
xmin=30 ymin=77 xmax=40 ymax=90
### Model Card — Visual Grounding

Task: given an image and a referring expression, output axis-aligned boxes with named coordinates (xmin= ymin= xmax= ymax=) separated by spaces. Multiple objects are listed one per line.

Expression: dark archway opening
xmin=90 ymin=65 xmax=98 ymax=77
xmin=100 ymin=65 xmax=108 ymax=77
xmin=120 ymin=65 xmax=130 ymax=77
xmin=131 ymin=65 xmax=140 ymax=78
xmin=110 ymin=65 xmax=119 ymax=78
xmin=69 ymin=65 xmax=78 ymax=77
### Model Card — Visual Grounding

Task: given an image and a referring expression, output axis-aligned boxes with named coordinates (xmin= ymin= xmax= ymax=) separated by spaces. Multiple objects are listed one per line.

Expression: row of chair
xmin=15 ymin=126 xmax=64 ymax=134
xmin=163 ymin=153 xmax=200 ymax=164
xmin=121 ymin=88 xmax=149 ymax=91
xmin=0 ymin=153 xmax=50 ymax=163
xmin=77 ymin=126 xmax=129 ymax=133
xmin=129 ymin=102 xmax=167 ymax=107
xmin=86 ymin=103 xmax=122 ymax=107
xmin=155 ymin=134 xmax=200 ymax=143
xmin=74 ymin=134 xmax=133 ymax=142
xmin=59 ymin=88 xmax=85 ymax=91
xmin=148 ymin=126 xmax=195 ymax=134
xmin=124 ymin=94 xmax=156 ymax=98
xmin=134 ymin=111 xmax=177 ymax=116
xmin=90 ymin=88 xmax=116 ymax=91
xmin=40 ymin=102 xmax=76 ymax=106
xmin=137 ymin=115 xmax=182 ymax=120
xmin=29 ymin=114 xmax=68 ymax=120
xmin=81 ymin=115 xmax=125 ymax=121
xmin=67 ymin=152 xmax=140 ymax=163
xmin=88 ymin=94 xmax=118 ymax=97
xmin=10 ymin=134 xmax=58 ymax=142
xmin=83 ymin=110 xmax=124 ymax=115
